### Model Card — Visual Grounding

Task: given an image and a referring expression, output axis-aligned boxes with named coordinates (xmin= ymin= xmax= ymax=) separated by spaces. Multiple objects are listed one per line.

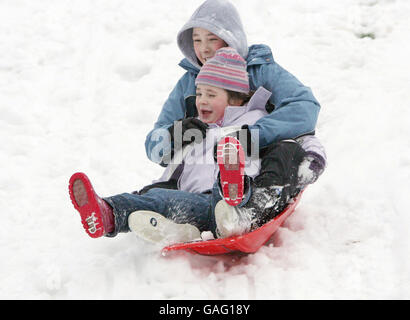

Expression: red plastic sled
xmin=162 ymin=192 xmax=303 ymax=256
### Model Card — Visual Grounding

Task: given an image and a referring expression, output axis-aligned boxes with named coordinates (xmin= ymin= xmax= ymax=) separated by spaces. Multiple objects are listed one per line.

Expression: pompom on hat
xmin=195 ymin=47 xmax=249 ymax=94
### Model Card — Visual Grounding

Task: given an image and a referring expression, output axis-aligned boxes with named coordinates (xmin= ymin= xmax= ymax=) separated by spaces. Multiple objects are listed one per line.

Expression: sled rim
xmin=162 ymin=191 xmax=304 ymax=256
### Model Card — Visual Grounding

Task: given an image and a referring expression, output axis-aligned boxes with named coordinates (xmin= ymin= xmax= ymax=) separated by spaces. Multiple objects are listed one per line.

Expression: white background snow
xmin=1 ymin=0 xmax=409 ymax=299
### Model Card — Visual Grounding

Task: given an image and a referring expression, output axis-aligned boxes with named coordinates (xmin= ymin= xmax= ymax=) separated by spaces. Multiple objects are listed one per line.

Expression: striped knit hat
xmin=195 ymin=47 xmax=249 ymax=94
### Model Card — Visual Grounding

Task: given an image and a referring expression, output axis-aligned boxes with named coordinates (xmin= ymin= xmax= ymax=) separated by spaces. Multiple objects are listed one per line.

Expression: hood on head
xmin=177 ymin=0 xmax=248 ymax=70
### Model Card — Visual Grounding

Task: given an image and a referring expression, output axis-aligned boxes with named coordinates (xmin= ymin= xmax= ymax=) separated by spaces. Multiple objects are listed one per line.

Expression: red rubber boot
xmin=216 ymin=136 xmax=245 ymax=206
xmin=69 ymin=172 xmax=115 ymax=238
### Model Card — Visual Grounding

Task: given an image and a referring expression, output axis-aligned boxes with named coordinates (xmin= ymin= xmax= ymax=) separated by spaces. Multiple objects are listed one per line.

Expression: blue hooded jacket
xmin=145 ymin=0 xmax=320 ymax=164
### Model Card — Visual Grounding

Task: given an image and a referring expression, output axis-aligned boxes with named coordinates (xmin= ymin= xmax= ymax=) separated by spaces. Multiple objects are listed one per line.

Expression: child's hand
xmin=297 ymin=154 xmax=325 ymax=186
xmin=168 ymin=118 xmax=209 ymax=149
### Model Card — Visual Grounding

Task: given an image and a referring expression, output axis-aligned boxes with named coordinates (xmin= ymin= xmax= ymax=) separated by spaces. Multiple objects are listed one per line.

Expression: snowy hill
xmin=1 ymin=0 xmax=409 ymax=299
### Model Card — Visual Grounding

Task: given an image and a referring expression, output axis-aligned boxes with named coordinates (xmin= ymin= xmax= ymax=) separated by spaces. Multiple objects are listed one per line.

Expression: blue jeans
xmin=104 ymin=183 xmax=223 ymax=237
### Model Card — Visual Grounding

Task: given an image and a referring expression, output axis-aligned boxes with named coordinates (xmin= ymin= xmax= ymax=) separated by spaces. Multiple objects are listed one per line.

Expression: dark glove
xmin=236 ymin=125 xmax=254 ymax=157
xmin=168 ymin=118 xmax=208 ymax=151
xmin=297 ymin=153 xmax=326 ymax=186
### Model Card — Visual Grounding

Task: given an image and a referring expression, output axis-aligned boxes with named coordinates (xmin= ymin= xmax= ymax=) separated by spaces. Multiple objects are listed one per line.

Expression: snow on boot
xmin=245 ymin=185 xmax=285 ymax=227
xmin=215 ymin=185 xmax=285 ymax=238
xmin=216 ymin=136 xmax=245 ymax=206
xmin=69 ymin=172 xmax=115 ymax=238
xmin=128 ymin=211 xmax=201 ymax=245
xmin=214 ymin=200 xmax=253 ymax=238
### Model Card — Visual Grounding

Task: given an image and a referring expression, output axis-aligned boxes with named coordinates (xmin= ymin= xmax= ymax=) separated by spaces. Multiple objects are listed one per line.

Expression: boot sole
xmin=69 ymin=172 xmax=105 ymax=238
xmin=216 ymin=136 xmax=245 ymax=206
xmin=128 ymin=211 xmax=201 ymax=245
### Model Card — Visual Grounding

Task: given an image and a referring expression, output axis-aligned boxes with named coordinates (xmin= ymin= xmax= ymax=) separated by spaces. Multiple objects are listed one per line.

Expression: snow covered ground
xmin=1 ymin=0 xmax=409 ymax=299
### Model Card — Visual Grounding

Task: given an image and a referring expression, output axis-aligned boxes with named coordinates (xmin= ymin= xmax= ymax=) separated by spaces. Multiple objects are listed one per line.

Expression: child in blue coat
xmin=145 ymin=0 xmax=321 ymax=167
xmin=141 ymin=0 xmax=325 ymax=224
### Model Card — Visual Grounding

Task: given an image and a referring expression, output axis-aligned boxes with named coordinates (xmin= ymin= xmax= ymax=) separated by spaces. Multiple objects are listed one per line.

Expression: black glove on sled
xmin=168 ymin=117 xmax=209 ymax=151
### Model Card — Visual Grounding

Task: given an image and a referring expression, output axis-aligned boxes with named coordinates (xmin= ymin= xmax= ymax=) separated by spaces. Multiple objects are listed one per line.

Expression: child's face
xmin=192 ymin=27 xmax=227 ymax=66
xmin=196 ymin=84 xmax=229 ymax=124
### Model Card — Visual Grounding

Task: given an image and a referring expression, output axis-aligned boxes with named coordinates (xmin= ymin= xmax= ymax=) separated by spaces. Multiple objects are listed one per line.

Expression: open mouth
xmin=200 ymin=109 xmax=213 ymax=117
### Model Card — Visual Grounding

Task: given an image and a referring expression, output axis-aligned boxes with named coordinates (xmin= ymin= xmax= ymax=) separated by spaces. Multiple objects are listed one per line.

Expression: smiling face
xmin=196 ymin=84 xmax=229 ymax=124
xmin=192 ymin=27 xmax=227 ymax=66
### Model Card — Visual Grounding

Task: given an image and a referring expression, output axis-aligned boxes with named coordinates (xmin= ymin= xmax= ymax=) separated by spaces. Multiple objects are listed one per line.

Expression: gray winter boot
xmin=128 ymin=211 xmax=202 ymax=245
xmin=214 ymin=185 xmax=284 ymax=238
